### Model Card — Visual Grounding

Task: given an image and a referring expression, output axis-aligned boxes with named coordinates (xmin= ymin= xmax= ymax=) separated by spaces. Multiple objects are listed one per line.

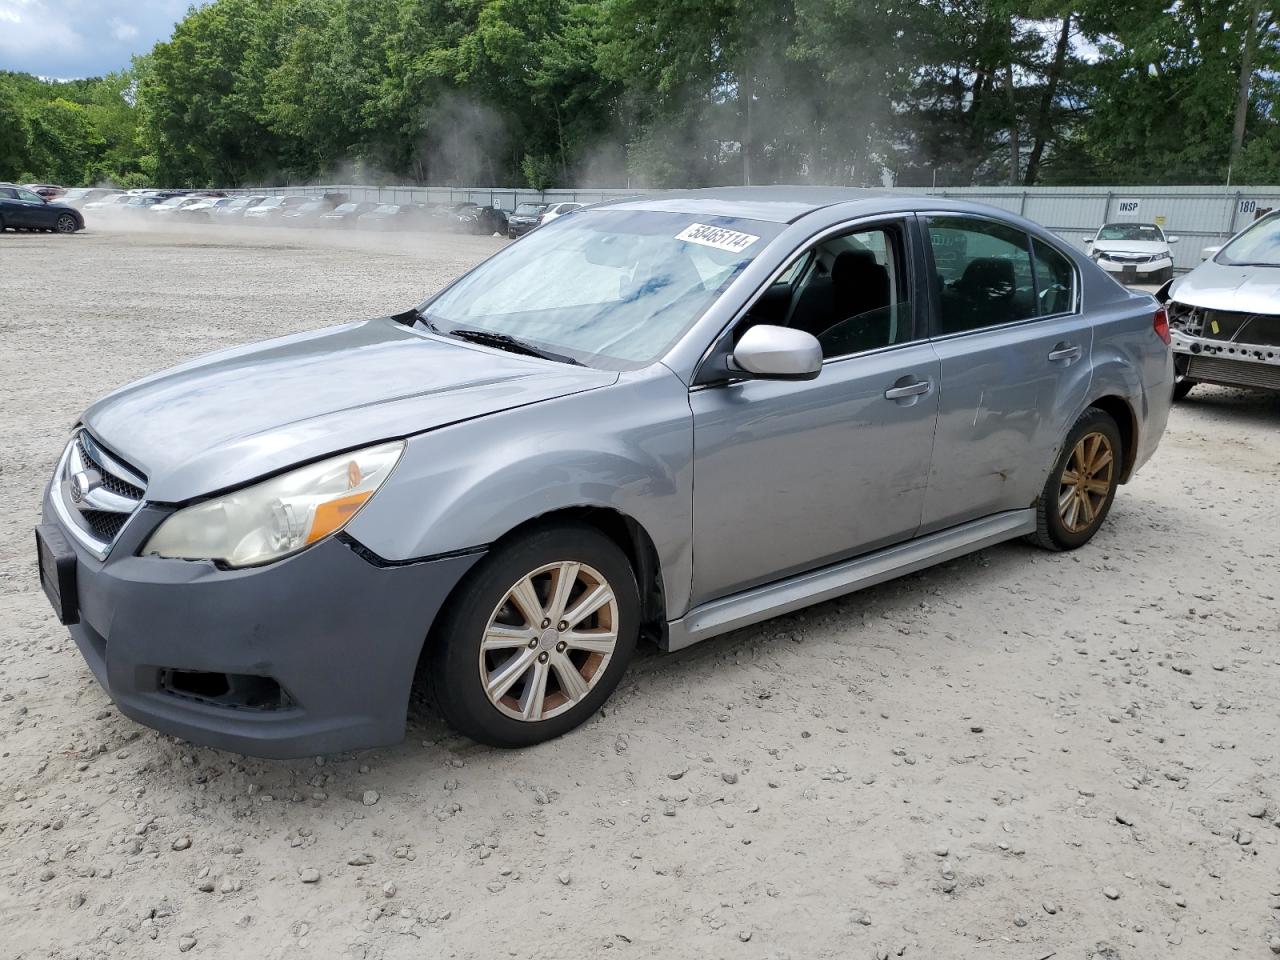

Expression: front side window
xmin=927 ymin=216 xmax=1036 ymax=334
xmin=740 ymin=223 xmax=914 ymax=359
xmin=421 ymin=210 xmax=783 ymax=369
xmin=17 ymin=189 xmax=43 ymax=203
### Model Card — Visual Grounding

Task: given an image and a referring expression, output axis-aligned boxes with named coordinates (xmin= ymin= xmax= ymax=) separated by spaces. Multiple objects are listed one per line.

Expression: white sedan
xmin=1085 ymin=222 xmax=1178 ymax=284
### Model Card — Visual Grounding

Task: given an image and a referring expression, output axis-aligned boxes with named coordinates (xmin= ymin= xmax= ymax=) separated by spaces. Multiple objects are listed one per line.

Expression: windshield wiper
xmin=445 ymin=327 xmax=583 ymax=366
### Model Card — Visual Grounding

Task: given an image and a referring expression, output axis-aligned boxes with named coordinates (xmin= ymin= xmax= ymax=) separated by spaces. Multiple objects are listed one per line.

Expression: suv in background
xmin=0 ymin=183 xmax=84 ymax=233
xmin=506 ymin=202 xmax=548 ymax=238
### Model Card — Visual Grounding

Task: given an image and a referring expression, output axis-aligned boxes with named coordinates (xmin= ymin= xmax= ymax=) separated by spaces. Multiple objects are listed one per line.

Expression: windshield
xmin=514 ymin=203 xmax=545 ymax=215
xmin=420 ymin=209 xmax=782 ymax=369
xmin=1097 ymin=223 xmax=1163 ymax=242
xmin=1216 ymin=213 xmax=1280 ymax=267
xmin=296 ymin=200 xmax=327 ymax=212
xmin=156 ymin=197 xmax=187 ymax=208
xmin=256 ymin=197 xmax=285 ymax=208
xmin=333 ymin=203 xmax=358 ymax=214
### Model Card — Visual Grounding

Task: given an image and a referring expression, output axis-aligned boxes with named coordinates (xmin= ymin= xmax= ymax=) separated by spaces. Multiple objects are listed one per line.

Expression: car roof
xmin=599 ymin=186 xmax=902 ymax=224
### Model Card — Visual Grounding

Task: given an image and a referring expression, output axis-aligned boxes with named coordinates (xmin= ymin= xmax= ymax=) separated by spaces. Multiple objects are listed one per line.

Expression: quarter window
xmin=1032 ymin=238 xmax=1075 ymax=315
xmin=927 ymin=216 xmax=1036 ymax=334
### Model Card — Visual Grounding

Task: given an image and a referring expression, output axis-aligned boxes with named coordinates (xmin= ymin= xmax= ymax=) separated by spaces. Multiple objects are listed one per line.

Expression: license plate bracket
xmin=35 ymin=524 xmax=79 ymax=626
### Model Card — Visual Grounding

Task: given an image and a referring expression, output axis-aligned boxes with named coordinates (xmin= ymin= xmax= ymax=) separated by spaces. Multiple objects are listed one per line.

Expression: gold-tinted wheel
xmin=1057 ymin=431 xmax=1114 ymax=533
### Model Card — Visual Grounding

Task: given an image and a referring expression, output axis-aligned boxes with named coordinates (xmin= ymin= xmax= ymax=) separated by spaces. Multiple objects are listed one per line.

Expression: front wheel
xmin=55 ymin=213 xmax=78 ymax=234
xmin=1028 ymin=408 xmax=1123 ymax=551
xmin=1172 ymin=355 xmax=1196 ymax=401
xmin=427 ymin=524 xmax=639 ymax=747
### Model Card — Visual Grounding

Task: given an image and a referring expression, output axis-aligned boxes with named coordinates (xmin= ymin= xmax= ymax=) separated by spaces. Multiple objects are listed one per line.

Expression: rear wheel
xmin=1028 ymin=408 xmax=1123 ymax=551
xmin=428 ymin=524 xmax=638 ymax=747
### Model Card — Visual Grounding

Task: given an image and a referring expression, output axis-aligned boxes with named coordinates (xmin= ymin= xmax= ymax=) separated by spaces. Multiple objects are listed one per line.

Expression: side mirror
xmin=1200 ymin=245 xmax=1221 ymax=260
xmin=731 ymin=325 xmax=823 ymax=381
xmin=1167 ymin=235 xmax=1180 ymax=244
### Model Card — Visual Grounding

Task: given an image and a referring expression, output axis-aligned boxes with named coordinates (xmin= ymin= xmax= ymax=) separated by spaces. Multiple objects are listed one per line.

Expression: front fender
xmin=344 ymin=366 xmax=695 ymax=618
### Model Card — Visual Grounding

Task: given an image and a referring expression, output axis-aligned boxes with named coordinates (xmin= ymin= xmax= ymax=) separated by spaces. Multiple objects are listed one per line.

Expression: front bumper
xmin=42 ymin=495 xmax=481 ymax=758
xmin=507 ymin=219 xmax=539 ymax=237
xmin=1096 ymin=257 xmax=1172 ymax=279
xmin=1171 ymin=329 xmax=1280 ymax=391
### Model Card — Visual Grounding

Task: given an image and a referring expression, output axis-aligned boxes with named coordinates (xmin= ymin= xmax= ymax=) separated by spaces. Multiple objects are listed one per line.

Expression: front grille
xmin=76 ymin=436 xmax=144 ymax=499
xmin=54 ymin=430 xmax=147 ymax=558
xmin=1188 ymin=356 xmax=1280 ymax=391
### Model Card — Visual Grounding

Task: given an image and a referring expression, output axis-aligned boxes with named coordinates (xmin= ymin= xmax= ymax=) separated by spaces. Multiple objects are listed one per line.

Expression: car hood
xmin=1169 ymin=258 xmax=1280 ymax=314
xmin=83 ymin=315 xmax=617 ymax=502
xmin=1092 ymin=240 xmax=1169 ymax=255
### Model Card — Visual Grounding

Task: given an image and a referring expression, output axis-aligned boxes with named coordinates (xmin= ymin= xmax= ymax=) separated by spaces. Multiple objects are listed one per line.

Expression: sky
xmin=0 ymin=0 xmax=195 ymax=79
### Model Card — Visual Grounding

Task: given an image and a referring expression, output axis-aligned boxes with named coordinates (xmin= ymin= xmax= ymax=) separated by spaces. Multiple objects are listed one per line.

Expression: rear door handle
xmin=1048 ymin=343 xmax=1082 ymax=363
xmin=884 ymin=379 xmax=931 ymax=400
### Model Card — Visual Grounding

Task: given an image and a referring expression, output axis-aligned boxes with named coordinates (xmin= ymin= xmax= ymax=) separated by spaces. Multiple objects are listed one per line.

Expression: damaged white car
xmin=1161 ymin=210 xmax=1280 ymax=400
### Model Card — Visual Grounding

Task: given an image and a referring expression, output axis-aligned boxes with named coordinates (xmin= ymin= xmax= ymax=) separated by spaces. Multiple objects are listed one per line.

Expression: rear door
xmin=918 ymin=214 xmax=1090 ymax=534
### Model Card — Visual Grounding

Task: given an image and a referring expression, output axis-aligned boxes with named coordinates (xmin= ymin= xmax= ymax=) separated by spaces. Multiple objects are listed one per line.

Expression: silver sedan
xmin=37 ymin=187 xmax=1173 ymax=757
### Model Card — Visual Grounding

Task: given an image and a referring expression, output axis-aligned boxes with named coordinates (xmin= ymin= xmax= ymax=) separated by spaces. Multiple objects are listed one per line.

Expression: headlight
xmin=144 ymin=441 xmax=404 ymax=567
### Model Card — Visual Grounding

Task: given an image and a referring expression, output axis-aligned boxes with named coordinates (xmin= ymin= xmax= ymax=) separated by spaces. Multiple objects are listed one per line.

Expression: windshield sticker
xmin=675 ymin=223 xmax=760 ymax=254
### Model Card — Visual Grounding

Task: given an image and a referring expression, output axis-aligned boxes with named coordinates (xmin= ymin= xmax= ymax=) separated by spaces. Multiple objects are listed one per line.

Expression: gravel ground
xmin=2 ymin=225 xmax=1279 ymax=960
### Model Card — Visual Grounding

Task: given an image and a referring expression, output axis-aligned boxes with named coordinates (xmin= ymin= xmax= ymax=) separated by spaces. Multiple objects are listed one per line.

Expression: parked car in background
xmin=1162 ymin=209 xmax=1280 ymax=399
xmin=117 ymin=195 xmax=167 ymax=217
xmin=1085 ymin=222 xmax=1178 ymax=284
xmin=242 ymin=195 xmax=310 ymax=224
xmin=450 ymin=203 xmax=508 ymax=234
xmin=175 ymin=198 xmax=234 ymax=222
xmin=150 ymin=197 xmax=206 ymax=218
xmin=540 ymin=201 xmax=583 ymax=224
xmin=319 ymin=200 xmax=377 ymax=228
xmin=280 ymin=198 xmax=336 ymax=227
xmin=212 ymin=196 xmax=267 ymax=223
xmin=80 ymin=193 xmax=130 ymax=215
xmin=59 ymin=188 xmax=117 ymax=209
xmin=357 ymin=203 xmax=432 ymax=231
xmin=24 ymin=183 xmax=65 ymax=200
xmin=0 ymin=183 xmax=83 ymax=233
xmin=35 ymin=187 xmax=1171 ymax=758
xmin=506 ymin=202 xmax=548 ymax=238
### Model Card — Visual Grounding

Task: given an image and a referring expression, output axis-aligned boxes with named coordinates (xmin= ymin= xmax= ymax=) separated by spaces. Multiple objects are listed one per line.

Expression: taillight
xmin=1153 ymin=307 xmax=1170 ymax=345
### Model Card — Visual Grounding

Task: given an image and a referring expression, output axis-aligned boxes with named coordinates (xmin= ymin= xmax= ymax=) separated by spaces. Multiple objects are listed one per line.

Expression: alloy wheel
xmin=1057 ymin=431 xmax=1114 ymax=533
xmin=478 ymin=561 xmax=619 ymax=722
xmin=56 ymin=214 xmax=77 ymax=233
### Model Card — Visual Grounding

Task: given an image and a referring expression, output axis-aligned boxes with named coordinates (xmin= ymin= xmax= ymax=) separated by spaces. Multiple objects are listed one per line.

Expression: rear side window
xmin=927 ymin=216 xmax=1036 ymax=334
xmin=1032 ymin=238 xmax=1075 ymax=315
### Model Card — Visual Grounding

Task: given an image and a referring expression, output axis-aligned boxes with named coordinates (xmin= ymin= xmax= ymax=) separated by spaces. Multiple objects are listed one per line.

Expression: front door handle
xmin=1048 ymin=343 xmax=1082 ymax=363
xmin=884 ymin=379 xmax=932 ymax=400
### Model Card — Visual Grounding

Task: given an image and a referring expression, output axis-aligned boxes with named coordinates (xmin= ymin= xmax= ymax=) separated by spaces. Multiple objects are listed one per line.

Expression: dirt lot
xmin=2 ymin=225 xmax=1279 ymax=960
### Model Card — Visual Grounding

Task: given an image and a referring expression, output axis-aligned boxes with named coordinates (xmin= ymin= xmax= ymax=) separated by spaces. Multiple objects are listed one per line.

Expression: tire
xmin=427 ymin=524 xmax=639 ymax=747
xmin=1028 ymin=407 xmax=1123 ymax=551
xmin=1172 ymin=355 xmax=1196 ymax=401
xmin=55 ymin=213 xmax=78 ymax=234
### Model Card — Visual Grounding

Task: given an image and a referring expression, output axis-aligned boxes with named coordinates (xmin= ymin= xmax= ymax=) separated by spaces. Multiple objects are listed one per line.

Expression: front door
xmin=9 ymin=187 xmax=53 ymax=228
xmin=689 ymin=218 xmax=940 ymax=607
